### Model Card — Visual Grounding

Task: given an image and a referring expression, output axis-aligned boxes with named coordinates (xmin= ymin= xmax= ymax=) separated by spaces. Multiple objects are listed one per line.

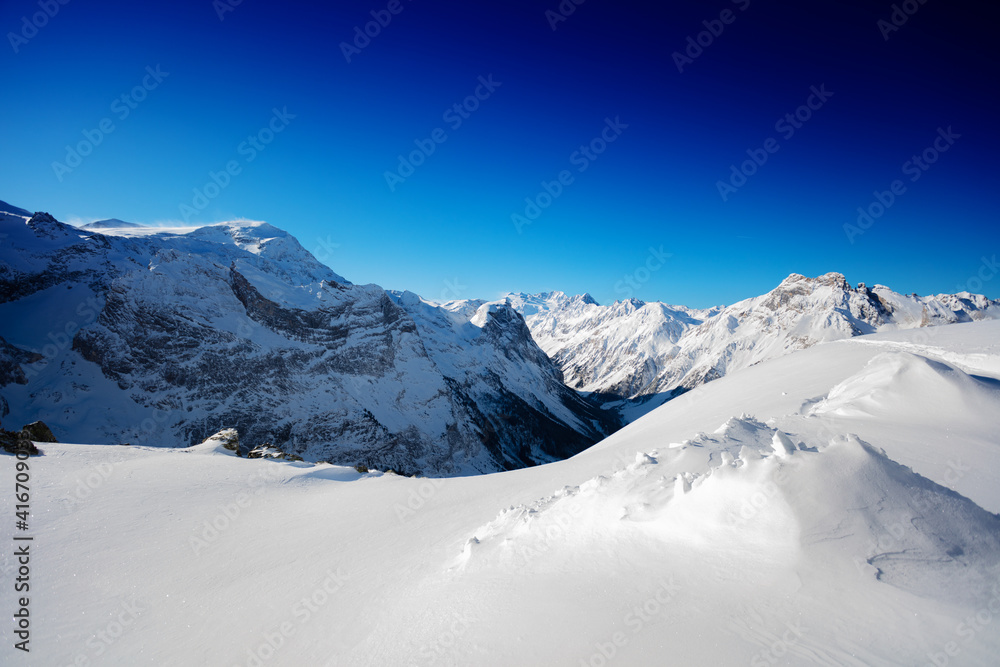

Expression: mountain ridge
xmin=3 ymin=198 xmax=997 ymax=469
xmin=0 ymin=203 xmax=616 ymax=474
xmin=496 ymin=272 xmax=1000 ymax=419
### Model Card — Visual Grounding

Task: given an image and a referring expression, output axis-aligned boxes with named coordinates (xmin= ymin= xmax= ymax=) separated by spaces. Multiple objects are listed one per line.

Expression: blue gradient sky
xmin=2 ymin=0 xmax=998 ymax=307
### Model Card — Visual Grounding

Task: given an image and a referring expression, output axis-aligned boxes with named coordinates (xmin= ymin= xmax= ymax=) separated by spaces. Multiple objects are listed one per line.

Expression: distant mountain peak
xmin=27 ymin=211 xmax=58 ymax=223
xmin=778 ymin=271 xmax=848 ymax=289
xmin=82 ymin=218 xmax=144 ymax=230
xmin=617 ymin=297 xmax=645 ymax=309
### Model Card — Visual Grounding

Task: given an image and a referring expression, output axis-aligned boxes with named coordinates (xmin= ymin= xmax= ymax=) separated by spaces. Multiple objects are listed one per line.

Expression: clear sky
xmin=2 ymin=0 xmax=998 ymax=307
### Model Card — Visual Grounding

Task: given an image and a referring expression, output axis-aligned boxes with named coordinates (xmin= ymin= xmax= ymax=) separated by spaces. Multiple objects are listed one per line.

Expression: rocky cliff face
xmin=0 ymin=206 xmax=617 ymax=474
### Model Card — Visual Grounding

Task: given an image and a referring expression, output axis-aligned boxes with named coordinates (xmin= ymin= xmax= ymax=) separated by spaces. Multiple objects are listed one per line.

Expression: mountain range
xmin=2 ymin=201 xmax=997 ymax=473
xmin=500 ymin=274 xmax=999 ymax=418
xmin=0 ymin=204 xmax=614 ymax=474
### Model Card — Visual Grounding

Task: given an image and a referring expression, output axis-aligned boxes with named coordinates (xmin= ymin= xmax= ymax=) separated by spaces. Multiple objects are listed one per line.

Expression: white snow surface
xmin=3 ymin=320 xmax=1000 ymax=666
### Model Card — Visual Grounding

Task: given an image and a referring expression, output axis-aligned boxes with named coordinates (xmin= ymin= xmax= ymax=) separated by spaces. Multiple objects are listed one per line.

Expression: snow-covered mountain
xmin=504 ymin=274 xmax=1000 ymax=417
xmin=80 ymin=218 xmax=143 ymax=230
xmin=655 ymin=272 xmax=999 ymax=393
xmin=6 ymin=320 xmax=999 ymax=665
xmin=503 ymin=291 xmax=722 ymax=399
xmin=0 ymin=204 xmax=616 ymax=474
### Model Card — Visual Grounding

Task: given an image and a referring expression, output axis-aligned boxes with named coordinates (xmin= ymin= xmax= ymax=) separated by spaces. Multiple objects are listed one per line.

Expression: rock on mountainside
xmin=504 ymin=274 xmax=1000 ymax=417
xmin=0 ymin=203 xmax=617 ymax=474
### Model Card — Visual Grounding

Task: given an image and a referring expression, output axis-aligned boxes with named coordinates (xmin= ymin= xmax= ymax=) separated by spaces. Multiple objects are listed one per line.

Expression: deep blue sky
xmin=2 ymin=0 xmax=998 ymax=307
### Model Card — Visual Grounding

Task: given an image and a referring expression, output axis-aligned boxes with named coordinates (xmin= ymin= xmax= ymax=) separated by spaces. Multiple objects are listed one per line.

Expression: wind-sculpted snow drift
xmin=0 ymin=205 xmax=616 ymax=473
xmin=459 ymin=415 xmax=1000 ymax=606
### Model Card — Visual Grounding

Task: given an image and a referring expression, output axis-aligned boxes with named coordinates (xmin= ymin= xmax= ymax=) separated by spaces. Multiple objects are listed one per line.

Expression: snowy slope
xmin=3 ymin=320 xmax=998 ymax=666
xmin=506 ymin=275 xmax=1000 ymax=421
xmin=0 ymin=206 xmax=614 ymax=474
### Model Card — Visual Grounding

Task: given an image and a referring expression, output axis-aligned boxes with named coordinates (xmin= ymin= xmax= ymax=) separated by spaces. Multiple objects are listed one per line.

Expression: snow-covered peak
xmin=67 ymin=215 xmax=351 ymax=289
xmin=505 ymin=290 xmax=717 ymax=399
xmin=778 ymin=271 xmax=848 ymax=288
xmin=436 ymin=297 xmax=488 ymax=321
xmin=504 ymin=291 xmax=561 ymax=316
xmin=81 ymin=218 xmax=143 ymax=230
xmin=24 ymin=211 xmax=84 ymax=243
xmin=470 ymin=300 xmax=507 ymax=328
xmin=186 ymin=219 xmax=286 ymax=250
xmin=607 ymin=297 xmax=645 ymax=314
